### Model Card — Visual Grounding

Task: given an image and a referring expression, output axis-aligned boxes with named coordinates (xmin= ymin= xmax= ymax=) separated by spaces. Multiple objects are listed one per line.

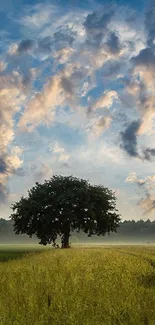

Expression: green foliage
xmin=1 ymin=246 xmax=155 ymax=324
xmin=10 ymin=175 xmax=120 ymax=247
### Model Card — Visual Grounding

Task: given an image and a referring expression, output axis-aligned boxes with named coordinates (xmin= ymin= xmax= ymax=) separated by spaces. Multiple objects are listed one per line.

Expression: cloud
xmin=61 ymin=162 xmax=71 ymax=169
xmin=21 ymin=69 xmax=35 ymax=93
xmin=9 ymin=25 xmax=76 ymax=62
xmin=125 ymin=171 xmax=155 ymax=214
xmin=34 ymin=163 xmax=52 ymax=183
xmin=129 ymin=45 xmax=155 ymax=136
xmin=144 ymin=175 xmax=155 ymax=190
xmin=18 ymin=62 xmax=92 ymax=131
xmin=125 ymin=172 xmax=137 ymax=183
xmin=60 ymin=64 xmax=88 ymax=100
xmin=87 ymin=116 xmax=112 ymax=138
xmin=37 ymin=36 xmax=53 ymax=54
xmin=83 ymin=7 xmax=115 ymax=48
xmin=0 ymin=156 xmax=8 ymax=174
xmin=80 ymin=9 xmax=125 ymax=71
xmin=7 ymin=43 xmax=37 ymax=94
xmin=126 ymin=78 xmax=155 ymax=135
xmin=0 ymin=73 xmax=25 ymax=201
xmin=18 ymin=73 xmax=63 ymax=131
xmin=125 ymin=172 xmax=146 ymax=187
xmin=125 ymin=172 xmax=155 ymax=188
xmin=74 ymin=140 xmax=124 ymax=168
xmin=145 ymin=1 xmax=155 ymax=46
xmin=20 ymin=4 xmax=58 ymax=30
xmin=101 ymin=59 xmax=125 ymax=78
xmin=0 ymin=61 xmax=7 ymax=72
xmin=1 ymin=0 xmax=155 ymax=219
xmin=17 ymin=39 xmax=35 ymax=54
xmin=124 ymin=76 xmax=155 ymax=135
xmin=120 ymin=120 xmax=141 ymax=158
xmin=53 ymin=47 xmax=75 ymax=64
xmin=84 ymin=9 xmax=114 ymax=32
xmin=139 ymin=193 xmax=155 ymax=214
xmin=53 ymin=26 xmax=76 ymax=51
xmin=50 ymin=142 xmax=70 ymax=162
xmin=0 ymin=181 xmax=9 ymax=203
xmin=143 ymin=148 xmax=155 ymax=161
xmin=121 ymin=71 xmax=155 ymax=153
xmin=121 ymin=4 xmax=155 ymax=141
xmin=0 ymin=73 xmax=25 ymax=150
xmin=104 ymin=31 xmax=122 ymax=55
xmin=131 ymin=47 xmax=155 ymax=68
xmin=0 ymin=149 xmax=23 ymax=203
xmin=0 ymin=150 xmax=23 ymax=178
xmin=18 ymin=2 xmax=83 ymax=63
xmin=131 ymin=48 xmax=155 ymax=97
xmin=138 ymin=109 xmax=155 ymax=136
xmin=89 ymin=90 xmax=118 ymax=112
xmin=60 ymin=76 xmax=74 ymax=95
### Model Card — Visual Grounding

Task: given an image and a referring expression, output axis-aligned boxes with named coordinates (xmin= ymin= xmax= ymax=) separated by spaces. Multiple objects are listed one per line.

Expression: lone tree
xmin=10 ymin=175 xmax=121 ymax=248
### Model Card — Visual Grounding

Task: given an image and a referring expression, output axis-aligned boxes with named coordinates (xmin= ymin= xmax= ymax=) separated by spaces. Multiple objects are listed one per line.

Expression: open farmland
xmin=1 ymin=246 xmax=155 ymax=325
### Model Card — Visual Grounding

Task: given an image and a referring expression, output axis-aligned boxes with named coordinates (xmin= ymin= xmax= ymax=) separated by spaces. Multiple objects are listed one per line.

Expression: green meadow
xmin=0 ymin=244 xmax=45 ymax=262
xmin=1 ymin=245 xmax=155 ymax=325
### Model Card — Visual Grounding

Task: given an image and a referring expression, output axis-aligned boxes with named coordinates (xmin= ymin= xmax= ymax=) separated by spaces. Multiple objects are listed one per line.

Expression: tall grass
xmin=1 ymin=246 xmax=155 ymax=325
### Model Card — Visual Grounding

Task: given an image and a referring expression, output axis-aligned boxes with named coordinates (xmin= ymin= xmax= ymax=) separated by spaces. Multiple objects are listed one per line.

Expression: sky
xmin=0 ymin=0 xmax=155 ymax=220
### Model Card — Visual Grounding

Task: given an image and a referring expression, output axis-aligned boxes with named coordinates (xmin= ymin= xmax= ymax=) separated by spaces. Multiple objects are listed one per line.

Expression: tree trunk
xmin=61 ymin=224 xmax=70 ymax=248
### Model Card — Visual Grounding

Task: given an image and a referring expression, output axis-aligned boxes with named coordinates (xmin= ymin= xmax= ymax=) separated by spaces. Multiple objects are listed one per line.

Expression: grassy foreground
xmin=1 ymin=246 xmax=155 ymax=325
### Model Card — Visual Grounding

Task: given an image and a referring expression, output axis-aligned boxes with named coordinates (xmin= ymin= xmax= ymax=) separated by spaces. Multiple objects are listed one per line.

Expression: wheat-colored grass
xmin=0 ymin=246 xmax=155 ymax=325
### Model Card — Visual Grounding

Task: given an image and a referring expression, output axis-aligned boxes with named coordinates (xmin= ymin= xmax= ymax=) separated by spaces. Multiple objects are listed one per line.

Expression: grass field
xmin=0 ymin=244 xmax=45 ymax=262
xmin=1 ymin=245 xmax=155 ymax=325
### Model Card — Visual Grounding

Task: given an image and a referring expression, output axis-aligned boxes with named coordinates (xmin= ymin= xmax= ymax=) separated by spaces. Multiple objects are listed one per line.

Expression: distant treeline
xmin=1 ymin=218 xmax=155 ymax=243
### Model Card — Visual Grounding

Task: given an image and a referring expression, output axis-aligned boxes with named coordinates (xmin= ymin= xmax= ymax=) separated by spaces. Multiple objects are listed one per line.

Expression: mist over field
xmin=1 ymin=218 xmax=155 ymax=245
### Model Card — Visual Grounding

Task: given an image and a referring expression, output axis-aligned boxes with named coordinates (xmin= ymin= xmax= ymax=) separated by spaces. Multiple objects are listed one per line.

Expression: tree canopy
xmin=10 ymin=175 xmax=120 ymax=248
